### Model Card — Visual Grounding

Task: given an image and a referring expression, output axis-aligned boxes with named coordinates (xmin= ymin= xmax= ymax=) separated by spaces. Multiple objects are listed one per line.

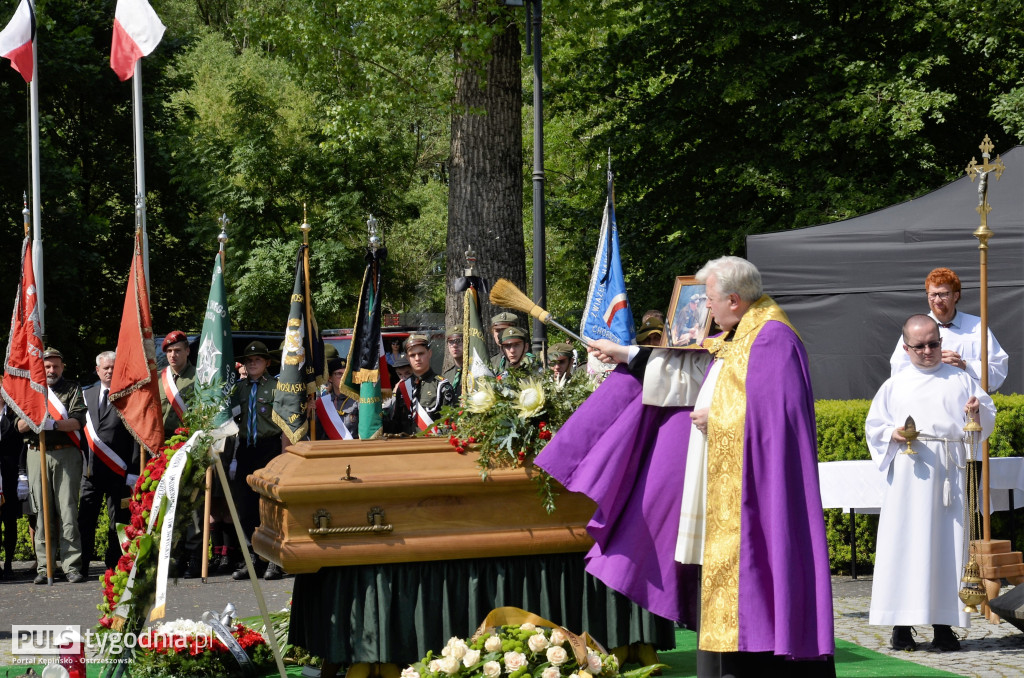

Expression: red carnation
xmin=99 ymin=617 xmax=113 ymax=629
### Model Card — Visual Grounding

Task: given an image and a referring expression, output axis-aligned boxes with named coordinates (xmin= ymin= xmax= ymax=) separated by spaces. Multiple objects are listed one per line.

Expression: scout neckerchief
xmin=84 ymin=395 xmax=127 ymax=477
xmin=161 ymin=367 xmax=186 ymax=420
xmin=315 ymin=394 xmax=353 ymax=440
xmin=46 ymin=387 xmax=82 ymax=448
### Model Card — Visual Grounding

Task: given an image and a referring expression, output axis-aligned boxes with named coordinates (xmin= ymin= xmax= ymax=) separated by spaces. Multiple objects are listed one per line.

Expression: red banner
xmin=109 ymin=231 xmax=164 ymax=454
xmin=1 ymin=238 xmax=47 ymax=431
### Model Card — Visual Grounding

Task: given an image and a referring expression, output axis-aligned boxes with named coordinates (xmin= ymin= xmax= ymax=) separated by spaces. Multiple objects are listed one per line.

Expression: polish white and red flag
xmin=110 ymin=0 xmax=165 ymax=81
xmin=0 ymin=0 xmax=34 ymax=83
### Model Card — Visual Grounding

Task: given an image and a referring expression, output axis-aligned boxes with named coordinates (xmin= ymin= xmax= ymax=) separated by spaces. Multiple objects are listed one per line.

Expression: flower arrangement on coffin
xmin=403 ymin=623 xmax=662 ymax=678
xmin=432 ymin=366 xmax=595 ymax=513
xmin=131 ymin=618 xmax=273 ymax=678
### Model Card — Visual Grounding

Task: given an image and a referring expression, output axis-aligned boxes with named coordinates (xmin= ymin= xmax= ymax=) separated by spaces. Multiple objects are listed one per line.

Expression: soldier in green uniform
xmin=635 ymin=316 xmax=665 ymax=347
xmin=496 ymin=327 xmax=538 ymax=378
xmin=231 ymin=341 xmax=285 ymax=580
xmin=488 ymin=311 xmax=518 ymax=371
xmin=442 ymin=326 xmax=463 ymax=396
xmin=158 ymin=331 xmax=196 ymax=437
xmin=546 ymin=342 xmax=575 ymax=387
xmin=386 ymin=334 xmax=455 ymax=435
xmin=19 ymin=347 xmax=87 ymax=584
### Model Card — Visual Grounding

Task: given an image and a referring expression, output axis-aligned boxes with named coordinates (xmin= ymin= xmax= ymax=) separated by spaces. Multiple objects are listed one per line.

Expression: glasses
xmin=927 ymin=292 xmax=953 ymax=300
xmin=905 ymin=340 xmax=942 ymax=352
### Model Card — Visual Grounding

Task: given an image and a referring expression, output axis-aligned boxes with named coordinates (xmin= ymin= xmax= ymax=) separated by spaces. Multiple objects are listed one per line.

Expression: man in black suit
xmin=77 ymin=351 xmax=138 ymax=577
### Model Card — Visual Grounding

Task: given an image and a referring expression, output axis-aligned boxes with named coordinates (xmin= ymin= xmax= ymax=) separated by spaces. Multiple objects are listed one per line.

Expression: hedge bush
xmin=816 ymin=393 xmax=1024 ymax=575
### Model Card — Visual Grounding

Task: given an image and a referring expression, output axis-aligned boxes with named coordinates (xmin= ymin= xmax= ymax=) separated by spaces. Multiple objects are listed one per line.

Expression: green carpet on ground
xmin=656 ymin=629 xmax=960 ymax=678
xmin=1 ymin=631 xmax=960 ymax=678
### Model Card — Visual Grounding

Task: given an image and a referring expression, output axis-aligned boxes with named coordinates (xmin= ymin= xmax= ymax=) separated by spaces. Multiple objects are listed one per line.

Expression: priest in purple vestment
xmin=538 ymin=256 xmax=834 ymax=678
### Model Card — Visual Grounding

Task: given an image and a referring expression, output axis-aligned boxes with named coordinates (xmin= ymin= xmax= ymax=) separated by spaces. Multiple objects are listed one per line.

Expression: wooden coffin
xmin=248 ymin=437 xmax=596 ymax=574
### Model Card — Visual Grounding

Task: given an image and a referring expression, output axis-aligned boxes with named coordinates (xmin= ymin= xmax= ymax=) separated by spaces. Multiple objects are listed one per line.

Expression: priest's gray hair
xmin=696 ymin=256 xmax=763 ymax=302
xmin=96 ymin=350 xmax=116 ymax=365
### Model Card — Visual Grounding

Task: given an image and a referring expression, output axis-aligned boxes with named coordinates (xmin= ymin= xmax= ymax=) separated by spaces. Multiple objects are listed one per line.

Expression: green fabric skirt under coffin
xmin=289 ymin=552 xmax=677 ymax=665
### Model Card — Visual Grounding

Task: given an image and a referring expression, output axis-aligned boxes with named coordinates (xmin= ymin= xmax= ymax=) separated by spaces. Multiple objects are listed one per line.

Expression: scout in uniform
xmin=489 ymin=311 xmax=518 ymax=370
xmin=547 ymin=342 xmax=575 ymax=387
xmin=386 ymin=334 xmax=456 ymax=435
xmin=442 ymin=326 xmax=463 ymax=396
xmin=159 ymin=330 xmax=196 ymax=437
xmin=495 ymin=327 xmax=538 ymax=378
xmin=231 ymin=341 xmax=285 ymax=580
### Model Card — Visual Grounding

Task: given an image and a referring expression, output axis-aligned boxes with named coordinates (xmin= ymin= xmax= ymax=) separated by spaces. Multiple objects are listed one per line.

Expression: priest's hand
xmin=941 ymin=349 xmax=966 ymax=371
xmin=964 ymin=396 xmax=980 ymax=417
xmin=587 ymin=339 xmax=630 ymax=364
xmin=691 ymin=408 xmax=709 ymax=436
xmin=891 ymin=427 xmax=908 ymax=443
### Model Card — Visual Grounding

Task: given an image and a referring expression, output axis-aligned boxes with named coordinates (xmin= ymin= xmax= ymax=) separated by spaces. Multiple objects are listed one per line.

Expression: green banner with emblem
xmin=273 ymin=244 xmax=326 ymax=444
xmin=195 ymin=253 xmax=237 ymax=430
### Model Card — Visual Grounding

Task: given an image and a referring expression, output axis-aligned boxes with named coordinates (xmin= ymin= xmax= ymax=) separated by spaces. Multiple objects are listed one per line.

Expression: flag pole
xmin=299 ymin=205 xmax=317 ymax=441
xmin=132 ymin=60 xmax=150 ymax=295
xmin=200 ymin=221 xmax=230 ymax=582
xmin=21 ymin=194 xmax=53 ymax=584
xmin=28 ymin=20 xmax=43 ymax=337
xmin=27 ymin=30 xmax=54 ymax=584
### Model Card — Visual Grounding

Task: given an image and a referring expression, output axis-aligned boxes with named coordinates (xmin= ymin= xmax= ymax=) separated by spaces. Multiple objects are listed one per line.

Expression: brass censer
xmin=959 ymin=412 xmax=986 ymax=612
xmin=899 ymin=415 xmax=919 ymax=455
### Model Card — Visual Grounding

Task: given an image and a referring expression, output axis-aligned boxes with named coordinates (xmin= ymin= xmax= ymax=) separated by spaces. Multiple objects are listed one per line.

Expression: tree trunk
xmin=445 ymin=4 xmax=525 ymax=362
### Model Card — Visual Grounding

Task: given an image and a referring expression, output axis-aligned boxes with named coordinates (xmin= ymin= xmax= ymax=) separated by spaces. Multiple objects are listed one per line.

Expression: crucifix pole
xmin=964 ymin=134 xmax=1005 ymax=542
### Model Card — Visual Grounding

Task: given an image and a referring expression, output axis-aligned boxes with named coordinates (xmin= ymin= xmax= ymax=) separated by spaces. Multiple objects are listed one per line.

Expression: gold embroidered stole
xmin=698 ymin=296 xmax=796 ymax=652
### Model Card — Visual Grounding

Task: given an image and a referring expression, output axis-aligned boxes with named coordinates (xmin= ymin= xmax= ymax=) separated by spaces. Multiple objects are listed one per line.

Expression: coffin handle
xmin=309 ymin=507 xmax=394 ymax=535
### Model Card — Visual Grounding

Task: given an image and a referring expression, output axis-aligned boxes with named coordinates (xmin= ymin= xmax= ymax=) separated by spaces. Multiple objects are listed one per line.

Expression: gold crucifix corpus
xmin=965 ymin=135 xmax=1006 ymax=248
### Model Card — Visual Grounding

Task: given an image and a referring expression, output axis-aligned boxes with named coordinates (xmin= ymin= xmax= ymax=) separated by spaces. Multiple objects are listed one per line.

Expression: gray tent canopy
xmin=747 ymin=145 xmax=1024 ymax=400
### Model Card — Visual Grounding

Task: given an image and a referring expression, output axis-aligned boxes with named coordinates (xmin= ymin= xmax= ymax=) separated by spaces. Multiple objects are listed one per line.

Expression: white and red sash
xmin=397 ymin=377 xmax=434 ymax=432
xmin=46 ymin=389 xmax=82 ymax=448
xmin=315 ymin=395 xmax=353 ymax=440
xmin=83 ymin=408 xmax=127 ymax=477
xmin=161 ymin=367 xmax=186 ymax=420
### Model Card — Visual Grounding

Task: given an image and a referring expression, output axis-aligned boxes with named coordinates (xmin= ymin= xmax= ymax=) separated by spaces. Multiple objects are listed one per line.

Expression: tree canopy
xmin=1 ymin=0 xmax=1023 ymax=374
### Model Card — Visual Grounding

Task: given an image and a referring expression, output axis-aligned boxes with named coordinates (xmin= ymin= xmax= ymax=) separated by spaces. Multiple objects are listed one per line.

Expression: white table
xmin=818 ymin=457 xmax=1024 ymax=576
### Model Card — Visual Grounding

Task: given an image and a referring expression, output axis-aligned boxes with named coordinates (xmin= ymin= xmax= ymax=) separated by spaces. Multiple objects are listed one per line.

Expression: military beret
xmin=242 ymin=341 xmax=271 ymax=359
xmin=42 ymin=346 xmax=64 ymax=360
xmin=635 ymin=317 xmax=664 ymax=343
xmin=161 ymin=330 xmax=188 ymax=350
xmin=328 ymin=356 xmax=344 ymax=373
xmin=500 ymin=327 xmax=528 ymax=344
xmin=393 ymin=354 xmax=411 ymax=368
xmin=491 ymin=311 xmax=518 ymax=325
xmin=405 ymin=333 xmax=430 ymax=350
xmin=546 ymin=342 xmax=573 ymax=360
xmin=446 ymin=326 xmax=464 ymax=338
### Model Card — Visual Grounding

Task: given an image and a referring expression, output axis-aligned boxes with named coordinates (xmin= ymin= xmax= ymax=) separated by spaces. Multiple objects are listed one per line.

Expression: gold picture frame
xmin=662 ymin=276 xmax=713 ymax=348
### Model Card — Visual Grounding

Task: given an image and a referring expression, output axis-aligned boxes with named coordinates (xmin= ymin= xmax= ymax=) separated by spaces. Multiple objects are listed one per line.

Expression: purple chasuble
xmin=732 ymin=320 xmax=834 ymax=659
xmin=537 ymin=316 xmax=834 ymax=661
xmin=535 ymin=365 xmax=700 ymax=625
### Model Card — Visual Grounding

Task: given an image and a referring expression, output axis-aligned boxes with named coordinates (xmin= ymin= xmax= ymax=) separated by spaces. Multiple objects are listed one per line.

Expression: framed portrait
xmin=662 ymin=276 xmax=713 ymax=348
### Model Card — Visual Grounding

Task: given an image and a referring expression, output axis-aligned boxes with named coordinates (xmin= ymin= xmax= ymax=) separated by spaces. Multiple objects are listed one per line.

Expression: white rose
xmin=542 ymin=668 xmax=560 ymax=678
xmin=428 ymin=660 xmax=442 ymax=673
xmin=462 ymin=649 xmax=481 ymax=668
xmin=546 ymin=647 xmax=568 ymax=666
xmin=548 ymin=629 xmax=567 ymax=646
xmin=483 ymin=661 xmax=502 ymax=678
xmin=527 ymin=633 xmax=549 ymax=653
xmin=519 ymin=623 xmax=536 ymax=632
xmin=484 ymin=635 xmax=502 ymax=653
xmin=401 ymin=668 xmax=421 ymax=678
xmin=439 ymin=656 xmax=461 ymax=676
xmin=503 ymin=651 xmax=528 ymax=673
xmin=586 ymin=654 xmax=602 ymax=674
xmin=449 ymin=639 xmax=469 ymax=660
